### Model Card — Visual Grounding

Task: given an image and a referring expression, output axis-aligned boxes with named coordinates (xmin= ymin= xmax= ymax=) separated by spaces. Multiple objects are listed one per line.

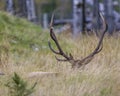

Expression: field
xmin=0 ymin=11 xmax=120 ymax=96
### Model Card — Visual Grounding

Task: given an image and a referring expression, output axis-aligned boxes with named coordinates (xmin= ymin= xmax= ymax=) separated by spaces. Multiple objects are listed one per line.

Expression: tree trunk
xmin=6 ymin=0 xmax=14 ymax=14
xmin=26 ymin=0 xmax=36 ymax=22
xmin=82 ymin=0 xmax=86 ymax=34
xmin=73 ymin=0 xmax=83 ymax=36
xmin=104 ymin=0 xmax=114 ymax=35
xmin=18 ymin=0 xmax=27 ymax=17
xmin=93 ymin=0 xmax=100 ymax=36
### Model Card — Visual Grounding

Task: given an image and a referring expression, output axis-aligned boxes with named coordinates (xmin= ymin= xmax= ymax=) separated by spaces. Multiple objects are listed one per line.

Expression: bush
xmin=5 ymin=72 xmax=37 ymax=96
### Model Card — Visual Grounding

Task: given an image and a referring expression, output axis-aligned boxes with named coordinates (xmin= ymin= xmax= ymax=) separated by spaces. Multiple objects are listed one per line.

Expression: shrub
xmin=5 ymin=72 xmax=37 ymax=96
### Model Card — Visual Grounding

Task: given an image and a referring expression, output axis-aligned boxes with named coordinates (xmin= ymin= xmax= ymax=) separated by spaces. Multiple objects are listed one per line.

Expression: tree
xmin=6 ymin=0 xmax=14 ymax=14
xmin=82 ymin=0 xmax=86 ymax=33
xmin=26 ymin=0 xmax=36 ymax=22
xmin=93 ymin=0 xmax=100 ymax=36
xmin=17 ymin=0 xmax=27 ymax=17
xmin=73 ymin=0 xmax=83 ymax=36
xmin=104 ymin=0 xmax=114 ymax=35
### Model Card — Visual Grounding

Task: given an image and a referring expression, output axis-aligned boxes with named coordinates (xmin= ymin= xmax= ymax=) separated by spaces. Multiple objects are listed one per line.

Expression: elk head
xmin=48 ymin=13 xmax=108 ymax=68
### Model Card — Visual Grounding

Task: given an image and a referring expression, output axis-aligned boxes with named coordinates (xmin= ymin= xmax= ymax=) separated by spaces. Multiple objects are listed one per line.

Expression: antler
xmin=48 ymin=12 xmax=108 ymax=68
xmin=48 ymin=13 xmax=74 ymax=62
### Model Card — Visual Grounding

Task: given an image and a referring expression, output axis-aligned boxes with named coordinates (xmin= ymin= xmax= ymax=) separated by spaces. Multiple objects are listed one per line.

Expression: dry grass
xmin=0 ymin=34 xmax=120 ymax=96
xmin=0 ymin=11 xmax=120 ymax=96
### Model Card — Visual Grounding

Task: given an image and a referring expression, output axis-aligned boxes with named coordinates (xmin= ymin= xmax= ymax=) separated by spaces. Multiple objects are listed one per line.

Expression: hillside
xmin=0 ymin=11 xmax=120 ymax=96
xmin=0 ymin=11 xmax=50 ymax=52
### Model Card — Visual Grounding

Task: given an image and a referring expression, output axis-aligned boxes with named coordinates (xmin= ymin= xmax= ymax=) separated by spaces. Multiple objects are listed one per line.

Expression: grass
xmin=0 ymin=11 xmax=120 ymax=96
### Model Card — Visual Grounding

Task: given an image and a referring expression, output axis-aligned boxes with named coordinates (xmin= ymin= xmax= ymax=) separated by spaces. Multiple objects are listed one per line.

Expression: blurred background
xmin=0 ymin=0 xmax=120 ymax=36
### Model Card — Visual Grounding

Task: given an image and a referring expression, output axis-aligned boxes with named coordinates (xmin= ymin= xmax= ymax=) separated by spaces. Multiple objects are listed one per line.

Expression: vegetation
xmin=0 ymin=11 xmax=120 ymax=96
xmin=5 ymin=72 xmax=36 ymax=96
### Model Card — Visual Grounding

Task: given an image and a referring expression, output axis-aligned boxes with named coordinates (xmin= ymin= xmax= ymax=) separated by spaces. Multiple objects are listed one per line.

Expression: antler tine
xmin=50 ymin=11 xmax=55 ymax=28
xmin=48 ymin=42 xmax=60 ymax=54
xmin=92 ymin=12 xmax=108 ymax=54
xmin=55 ymin=56 xmax=68 ymax=61
xmin=55 ymin=52 xmax=74 ymax=61
xmin=48 ymin=12 xmax=63 ymax=55
xmin=100 ymin=12 xmax=108 ymax=32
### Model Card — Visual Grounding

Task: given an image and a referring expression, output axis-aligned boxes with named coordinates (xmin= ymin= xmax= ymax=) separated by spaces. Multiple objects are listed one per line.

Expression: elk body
xmin=48 ymin=13 xmax=108 ymax=68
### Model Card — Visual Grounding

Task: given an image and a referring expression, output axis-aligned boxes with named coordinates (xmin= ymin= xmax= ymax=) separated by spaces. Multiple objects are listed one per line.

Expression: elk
xmin=48 ymin=13 xmax=108 ymax=68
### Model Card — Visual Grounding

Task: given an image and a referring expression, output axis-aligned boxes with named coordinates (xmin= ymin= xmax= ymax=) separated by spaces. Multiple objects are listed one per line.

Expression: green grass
xmin=0 ymin=11 xmax=120 ymax=96
xmin=0 ymin=11 xmax=49 ymax=52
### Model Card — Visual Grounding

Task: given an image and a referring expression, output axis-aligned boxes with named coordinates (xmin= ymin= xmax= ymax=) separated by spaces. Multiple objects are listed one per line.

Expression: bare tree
xmin=48 ymin=13 xmax=108 ymax=68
